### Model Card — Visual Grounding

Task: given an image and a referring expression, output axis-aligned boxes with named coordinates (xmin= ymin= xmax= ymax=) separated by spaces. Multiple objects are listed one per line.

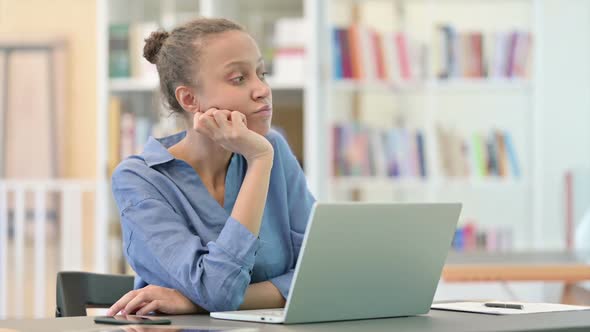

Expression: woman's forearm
xmin=231 ymin=154 xmax=273 ymax=235
xmin=239 ymin=281 xmax=286 ymax=310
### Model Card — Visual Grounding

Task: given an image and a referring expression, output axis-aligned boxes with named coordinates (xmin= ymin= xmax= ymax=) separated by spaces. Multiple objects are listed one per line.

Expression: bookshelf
xmin=96 ymin=0 xmax=590 ymax=272
xmin=306 ymin=0 xmax=537 ymax=251
xmin=97 ymin=0 xmax=306 ymax=273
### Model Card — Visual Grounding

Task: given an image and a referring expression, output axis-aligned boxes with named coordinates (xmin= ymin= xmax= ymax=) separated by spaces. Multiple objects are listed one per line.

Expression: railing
xmin=0 ymin=179 xmax=108 ymax=319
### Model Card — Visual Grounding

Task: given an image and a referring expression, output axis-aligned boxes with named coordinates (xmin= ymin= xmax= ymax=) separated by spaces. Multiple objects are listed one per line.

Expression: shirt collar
xmin=142 ymin=131 xmax=187 ymax=167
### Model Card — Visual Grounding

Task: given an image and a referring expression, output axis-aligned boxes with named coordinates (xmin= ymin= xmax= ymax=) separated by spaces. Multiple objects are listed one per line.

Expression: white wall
xmin=535 ymin=0 xmax=590 ymax=249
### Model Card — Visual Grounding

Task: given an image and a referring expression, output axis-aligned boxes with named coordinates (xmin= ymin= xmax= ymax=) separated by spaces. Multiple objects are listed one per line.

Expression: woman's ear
xmin=175 ymin=85 xmax=200 ymax=114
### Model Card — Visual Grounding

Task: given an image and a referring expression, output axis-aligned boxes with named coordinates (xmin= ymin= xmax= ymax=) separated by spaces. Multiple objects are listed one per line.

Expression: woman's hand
xmin=194 ymin=108 xmax=274 ymax=162
xmin=106 ymin=285 xmax=205 ymax=316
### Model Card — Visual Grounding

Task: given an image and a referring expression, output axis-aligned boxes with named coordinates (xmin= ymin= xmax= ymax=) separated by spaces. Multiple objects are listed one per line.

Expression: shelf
xmin=109 ymin=78 xmax=158 ymax=92
xmin=109 ymin=77 xmax=531 ymax=93
xmin=266 ymin=76 xmax=304 ymax=90
xmin=109 ymin=77 xmax=303 ymax=92
xmin=331 ymin=176 xmax=430 ymax=189
xmin=330 ymin=78 xmax=531 ymax=93
xmin=436 ymin=177 xmax=528 ymax=189
xmin=331 ymin=176 xmax=526 ymax=189
xmin=428 ymin=78 xmax=532 ymax=92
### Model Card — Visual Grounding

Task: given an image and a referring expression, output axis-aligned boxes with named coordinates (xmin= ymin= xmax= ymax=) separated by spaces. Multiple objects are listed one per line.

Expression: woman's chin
xmin=250 ymin=123 xmax=272 ymax=136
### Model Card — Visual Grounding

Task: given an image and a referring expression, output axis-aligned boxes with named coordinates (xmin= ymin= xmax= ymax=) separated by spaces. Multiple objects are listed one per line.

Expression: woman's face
xmin=195 ymin=30 xmax=272 ymax=136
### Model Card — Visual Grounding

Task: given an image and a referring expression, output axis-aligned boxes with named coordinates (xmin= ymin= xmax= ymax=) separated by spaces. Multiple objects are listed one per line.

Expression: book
xmin=471 ymin=133 xmax=486 ymax=177
xmin=109 ymin=23 xmax=130 ymax=78
xmin=331 ymin=124 xmax=427 ymax=178
xmin=107 ymin=97 xmax=122 ymax=176
xmin=331 ymin=25 xmax=420 ymax=83
xmin=435 ymin=26 xmax=532 ymax=80
xmin=339 ymin=28 xmax=353 ymax=79
xmin=495 ymin=130 xmax=509 ymax=177
xmin=395 ymin=32 xmax=411 ymax=81
xmin=332 ymin=28 xmax=344 ymax=79
xmin=504 ymin=132 xmax=520 ymax=177
xmin=119 ymin=112 xmax=136 ymax=161
xmin=436 ymin=127 xmax=520 ymax=179
xmin=416 ymin=131 xmax=427 ymax=178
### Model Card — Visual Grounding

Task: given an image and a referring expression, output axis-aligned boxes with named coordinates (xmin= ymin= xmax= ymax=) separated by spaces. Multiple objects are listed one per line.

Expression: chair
xmin=56 ymin=271 xmax=135 ymax=317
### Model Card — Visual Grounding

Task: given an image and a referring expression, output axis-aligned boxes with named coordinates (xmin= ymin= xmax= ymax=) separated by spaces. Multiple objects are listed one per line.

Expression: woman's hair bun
xmin=143 ymin=30 xmax=169 ymax=64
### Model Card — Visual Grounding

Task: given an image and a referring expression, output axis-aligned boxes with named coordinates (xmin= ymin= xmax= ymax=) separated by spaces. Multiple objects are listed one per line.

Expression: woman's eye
xmin=231 ymin=76 xmax=245 ymax=84
xmin=259 ymin=71 xmax=268 ymax=80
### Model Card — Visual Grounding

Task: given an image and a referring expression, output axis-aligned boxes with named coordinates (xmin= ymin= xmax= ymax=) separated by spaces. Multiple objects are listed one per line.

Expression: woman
xmin=106 ymin=17 xmax=314 ymax=316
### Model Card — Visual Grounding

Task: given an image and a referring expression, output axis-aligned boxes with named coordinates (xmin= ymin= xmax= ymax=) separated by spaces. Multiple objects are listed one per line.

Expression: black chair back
xmin=56 ymin=271 xmax=134 ymax=317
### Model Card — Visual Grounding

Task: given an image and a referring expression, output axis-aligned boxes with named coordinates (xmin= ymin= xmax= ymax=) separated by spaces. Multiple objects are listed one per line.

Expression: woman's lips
xmin=254 ymin=105 xmax=272 ymax=117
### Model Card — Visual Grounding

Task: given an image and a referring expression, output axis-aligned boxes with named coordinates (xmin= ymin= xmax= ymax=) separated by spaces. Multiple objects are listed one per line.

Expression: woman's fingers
xmin=230 ymin=111 xmax=247 ymax=128
xmin=107 ymin=290 xmax=139 ymax=316
xmin=200 ymin=116 xmax=219 ymax=139
xmin=109 ymin=285 xmax=203 ymax=316
xmin=123 ymin=289 xmax=152 ymax=314
xmin=213 ymin=109 xmax=231 ymax=131
xmin=129 ymin=301 xmax=148 ymax=314
xmin=194 ymin=110 xmax=215 ymax=138
xmin=192 ymin=111 xmax=203 ymax=131
xmin=135 ymin=300 xmax=161 ymax=316
xmin=197 ymin=108 xmax=240 ymax=141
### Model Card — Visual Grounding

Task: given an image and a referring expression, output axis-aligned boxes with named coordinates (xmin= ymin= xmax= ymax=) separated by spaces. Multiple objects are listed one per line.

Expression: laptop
xmin=211 ymin=202 xmax=462 ymax=324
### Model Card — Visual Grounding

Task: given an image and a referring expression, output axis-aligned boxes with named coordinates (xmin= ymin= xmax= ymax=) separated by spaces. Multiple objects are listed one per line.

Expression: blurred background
xmin=1 ymin=0 xmax=590 ymax=319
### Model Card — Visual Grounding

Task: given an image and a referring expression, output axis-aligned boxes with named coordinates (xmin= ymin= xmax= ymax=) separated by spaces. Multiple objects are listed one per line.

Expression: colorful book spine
xmin=451 ymin=222 xmax=514 ymax=252
xmin=332 ymin=28 xmax=344 ymax=79
xmin=395 ymin=32 xmax=411 ymax=80
xmin=437 ymin=127 xmax=520 ymax=179
xmin=331 ymin=124 xmax=428 ymax=178
xmin=109 ymin=23 xmax=130 ymax=78
xmin=339 ymin=29 xmax=353 ymax=79
xmin=416 ymin=131 xmax=427 ymax=178
xmin=504 ymin=132 xmax=521 ymax=177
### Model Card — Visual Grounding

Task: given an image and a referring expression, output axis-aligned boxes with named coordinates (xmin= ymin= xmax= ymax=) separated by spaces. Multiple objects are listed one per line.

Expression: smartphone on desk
xmin=94 ymin=314 xmax=172 ymax=325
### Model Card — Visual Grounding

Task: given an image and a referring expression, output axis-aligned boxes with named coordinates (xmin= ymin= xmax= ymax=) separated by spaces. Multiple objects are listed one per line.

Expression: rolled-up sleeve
xmin=114 ymin=169 xmax=259 ymax=312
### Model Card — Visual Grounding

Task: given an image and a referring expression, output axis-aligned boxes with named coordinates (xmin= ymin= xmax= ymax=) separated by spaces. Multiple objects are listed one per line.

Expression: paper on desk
xmin=431 ymin=301 xmax=590 ymax=315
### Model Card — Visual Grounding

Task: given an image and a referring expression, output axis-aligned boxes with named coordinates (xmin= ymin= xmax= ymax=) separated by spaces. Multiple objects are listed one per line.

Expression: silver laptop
xmin=211 ymin=202 xmax=462 ymax=324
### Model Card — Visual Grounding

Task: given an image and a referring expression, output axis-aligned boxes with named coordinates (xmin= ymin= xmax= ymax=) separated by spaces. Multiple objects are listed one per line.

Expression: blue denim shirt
xmin=111 ymin=130 xmax=315 ymax=312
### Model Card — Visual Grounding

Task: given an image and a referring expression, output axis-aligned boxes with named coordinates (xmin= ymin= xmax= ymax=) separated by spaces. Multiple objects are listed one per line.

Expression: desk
xmin=443 ymin=251 xmax=590 ymax=304
xmin=2 ymin=310 xmax=590 ymax=332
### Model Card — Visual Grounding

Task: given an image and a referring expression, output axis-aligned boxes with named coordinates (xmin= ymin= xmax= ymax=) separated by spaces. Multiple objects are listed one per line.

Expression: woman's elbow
xmin=198 ymin=290 xmax=244 ymax=312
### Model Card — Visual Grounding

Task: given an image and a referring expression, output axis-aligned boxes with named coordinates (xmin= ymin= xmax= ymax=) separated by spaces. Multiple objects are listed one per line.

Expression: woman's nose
xmin=253 ymin=78 xmax=271 ymax=100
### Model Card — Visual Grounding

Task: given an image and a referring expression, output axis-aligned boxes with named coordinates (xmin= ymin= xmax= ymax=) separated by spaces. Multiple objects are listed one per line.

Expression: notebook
xmin=431 ymin=301 xmax=590 ymax=315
